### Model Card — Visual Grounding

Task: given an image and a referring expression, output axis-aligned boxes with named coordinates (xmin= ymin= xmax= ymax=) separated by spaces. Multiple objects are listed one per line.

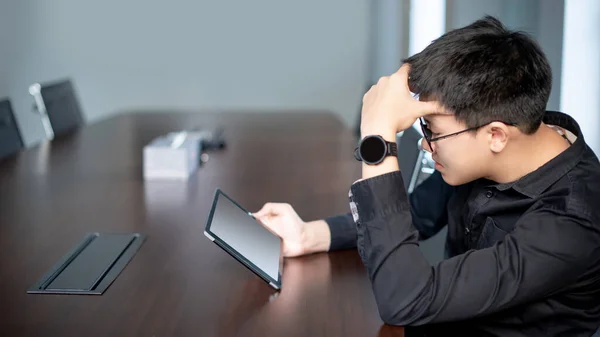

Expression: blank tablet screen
xmin=206 ymin=190 xmax=282 ymax=284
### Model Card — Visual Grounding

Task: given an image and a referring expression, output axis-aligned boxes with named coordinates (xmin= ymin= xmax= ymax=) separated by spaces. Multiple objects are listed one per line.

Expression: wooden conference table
xmin=0 ymin=111 xmax=406 ymax=336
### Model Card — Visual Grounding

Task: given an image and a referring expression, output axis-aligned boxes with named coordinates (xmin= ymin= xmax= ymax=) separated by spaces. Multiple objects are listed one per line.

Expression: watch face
xmin=359 ymin=136 xmax=386 ymax=164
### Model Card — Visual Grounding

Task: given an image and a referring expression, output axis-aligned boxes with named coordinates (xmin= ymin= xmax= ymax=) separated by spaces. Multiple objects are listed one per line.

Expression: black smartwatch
xmin=354 ymin=135 xmax=397 ymax=165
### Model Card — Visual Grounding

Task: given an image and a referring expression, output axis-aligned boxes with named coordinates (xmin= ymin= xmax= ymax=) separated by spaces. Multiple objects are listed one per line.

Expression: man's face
xmin=420 ymin=114 xmax=492 ymax=186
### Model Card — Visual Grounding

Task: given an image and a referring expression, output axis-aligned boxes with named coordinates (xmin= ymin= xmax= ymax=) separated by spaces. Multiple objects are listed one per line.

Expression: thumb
xmin=252 ymin=202 xmax=283 ymax=218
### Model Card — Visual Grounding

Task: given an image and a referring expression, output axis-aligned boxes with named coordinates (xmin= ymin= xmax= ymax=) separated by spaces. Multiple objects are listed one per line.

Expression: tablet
xmin=204 ymin=189 xmax=282 ymax=290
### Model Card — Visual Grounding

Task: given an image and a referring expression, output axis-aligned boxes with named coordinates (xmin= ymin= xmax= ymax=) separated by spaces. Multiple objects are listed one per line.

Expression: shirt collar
xmin=491 ymin=111 xmax=586 ymax=198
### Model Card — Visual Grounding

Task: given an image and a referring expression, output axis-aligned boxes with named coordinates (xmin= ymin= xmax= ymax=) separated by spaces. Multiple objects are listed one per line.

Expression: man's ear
xmin=486 ymin=122 xmax=510 ymax=153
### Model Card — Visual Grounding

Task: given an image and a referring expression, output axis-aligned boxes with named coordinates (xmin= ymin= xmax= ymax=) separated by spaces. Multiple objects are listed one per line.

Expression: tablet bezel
xmin=204 ymin=188 xmax=282 ymax=290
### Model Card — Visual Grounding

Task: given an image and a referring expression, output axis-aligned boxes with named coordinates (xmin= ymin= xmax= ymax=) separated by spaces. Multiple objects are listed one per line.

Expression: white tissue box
xmin=143 ymin=132 xmax=201 ymax=180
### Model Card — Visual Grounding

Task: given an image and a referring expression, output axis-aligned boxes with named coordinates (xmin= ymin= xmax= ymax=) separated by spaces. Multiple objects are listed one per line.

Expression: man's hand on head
xmin=360 ymin=63 xmax=447 ymax=142
xmin=359 ymin=64 xmax=448 ymax=180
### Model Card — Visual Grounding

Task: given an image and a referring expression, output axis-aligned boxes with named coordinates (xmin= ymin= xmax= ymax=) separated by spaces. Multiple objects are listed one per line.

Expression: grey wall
xmin=446 ymin=0 xmax=564 ymax=111
xmin=369 ymin=0 xmax=410 ymax=83
xmin=446 ymin=0 xmax=539 ymax=36
xmin=3 ymin=0 xmax=370 ymax=147
xmin=537 ymin=0 xmax=564 ymax=112
xmin=0 ymin=1 xmax=12 ymax=99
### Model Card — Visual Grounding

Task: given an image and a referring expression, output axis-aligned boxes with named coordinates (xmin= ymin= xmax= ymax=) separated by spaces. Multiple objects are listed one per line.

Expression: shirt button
xmin=485 ymin=190 xmax=493 ymax=198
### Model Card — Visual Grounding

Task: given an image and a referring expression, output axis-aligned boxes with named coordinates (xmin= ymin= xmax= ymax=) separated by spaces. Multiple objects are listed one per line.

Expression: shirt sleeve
xmin=326 ymin=171 xmax=455 ymax=251
xmin=325 ymin=213 xmax=357 ymax=251
xmin=351 ymin=171 xmax=600 ymax=325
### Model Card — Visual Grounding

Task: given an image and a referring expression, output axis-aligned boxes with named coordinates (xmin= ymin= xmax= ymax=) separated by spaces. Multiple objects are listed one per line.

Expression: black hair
xmin=404 ymin=15 xmax=552 ymax=134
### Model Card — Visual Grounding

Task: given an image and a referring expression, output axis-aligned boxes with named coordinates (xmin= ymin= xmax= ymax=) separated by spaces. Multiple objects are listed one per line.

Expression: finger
xmin=255 ymin=212 xmax=286 ymax=238
xmin=418 ymin=100 xmax=451 ymax=116
xmin=362 ymin=84 xmax=376 ymax=103
xmin=253 ymin=202 xmax=289 ymax=218
xmin=253 ymin=203 xmax=275 ymax=218
xmin=394 ymin=63 xmax=452 ymax=117
xmin=257 ymin=216 xmax=277 ymax=232
xmin=367 ymin=84 xmax=376 ymax=94
xmin=391 ymin=64 xmax=414 ymax=94
xmin=377 ymin=75 xmax=389 ymax=85
xmin=396 ymin=63 xmax=410 ymax=82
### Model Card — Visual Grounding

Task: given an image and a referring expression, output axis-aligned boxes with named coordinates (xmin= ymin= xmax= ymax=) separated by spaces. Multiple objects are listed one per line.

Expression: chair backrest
xmin=396 ymin=124 xmax=435 ymax=193
xmin=0 ymin=99 xmax=24 ymax=160
xmin=29 ymin=79 xmax=84 ymax=140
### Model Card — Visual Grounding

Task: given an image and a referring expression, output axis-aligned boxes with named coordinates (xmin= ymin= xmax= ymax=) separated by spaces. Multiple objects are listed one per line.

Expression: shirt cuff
xmin=324 ymin=213 xmax=357 ymax=251
xmin=349 ymin=171 xmax=410 ymax=224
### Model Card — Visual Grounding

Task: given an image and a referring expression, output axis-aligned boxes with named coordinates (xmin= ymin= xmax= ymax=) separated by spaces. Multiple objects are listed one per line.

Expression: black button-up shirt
xmin=326 ymin=111 xmax=600 ymax=336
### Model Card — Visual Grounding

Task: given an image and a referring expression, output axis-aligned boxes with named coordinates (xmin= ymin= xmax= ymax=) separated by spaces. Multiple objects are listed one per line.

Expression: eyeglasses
xmin=419 ymin=117 xmax=516 ymax=150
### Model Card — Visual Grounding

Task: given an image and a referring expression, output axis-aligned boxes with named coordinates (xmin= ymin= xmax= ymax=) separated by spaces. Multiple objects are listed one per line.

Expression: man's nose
xmin=421 ymin=138 xmax=433 ymax=153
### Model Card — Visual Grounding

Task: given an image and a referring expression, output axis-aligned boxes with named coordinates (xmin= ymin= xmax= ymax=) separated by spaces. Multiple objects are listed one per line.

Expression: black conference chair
xmin=396 ymin=125 xmax=436 ymax=193
xmin=29 ymin=79 xmax=84 ymax=140
xmin=396 ymin=125 xmax=446 ymax=264
xmin=0 ymin=99 xmax=24 ymax=160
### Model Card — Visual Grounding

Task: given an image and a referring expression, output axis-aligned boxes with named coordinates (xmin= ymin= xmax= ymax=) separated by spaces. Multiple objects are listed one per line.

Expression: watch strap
xmin=387 ymin=141 xmax=397 ymax=157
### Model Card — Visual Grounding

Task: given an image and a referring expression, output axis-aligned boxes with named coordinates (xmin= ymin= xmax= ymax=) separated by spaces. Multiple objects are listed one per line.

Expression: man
xmin=253 ymin=16 xmax=600 ymax=336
